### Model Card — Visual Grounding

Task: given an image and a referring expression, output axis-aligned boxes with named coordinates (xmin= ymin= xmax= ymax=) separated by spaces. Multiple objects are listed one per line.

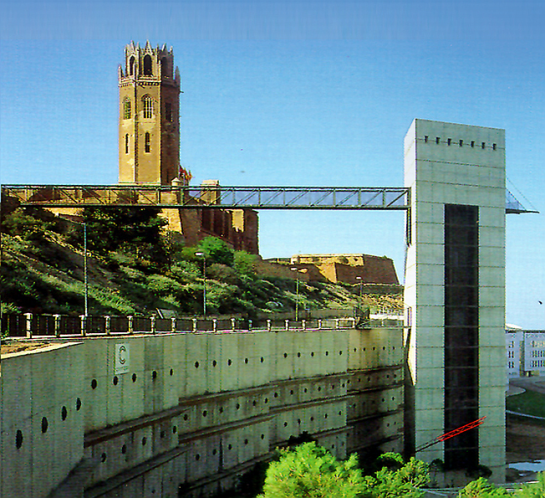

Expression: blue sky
xmin=1 ymin=1 xmax=544 ymax=328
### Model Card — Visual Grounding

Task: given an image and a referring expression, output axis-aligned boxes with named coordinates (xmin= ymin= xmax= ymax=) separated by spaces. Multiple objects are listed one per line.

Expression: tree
xmin=258 ymin=442 xmax=365 ymax=498
xmin=69 ymin=206 xmax=168 ymax=268
xmin=515 ymin=472 xmax=545 ymax=497
xmin=362 ymin=453 xmax=430 ymax=498
xmin=195 ymin=236 xmax=234 ymax=267
xmin=457 ymin=477 xmax=509 ymax=498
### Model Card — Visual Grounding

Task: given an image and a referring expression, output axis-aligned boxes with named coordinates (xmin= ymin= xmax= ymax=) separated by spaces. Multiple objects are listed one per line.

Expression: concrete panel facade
xmin=1 ymin=326 xmax=403 ymax=498
xmin=404 ymin=119 xmax=506 ymax=481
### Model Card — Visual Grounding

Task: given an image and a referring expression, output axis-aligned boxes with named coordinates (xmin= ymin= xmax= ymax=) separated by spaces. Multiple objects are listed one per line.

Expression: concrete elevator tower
xmin=118 ymin=41 xmax=180 ymax=185
xmin=404 ymin=120 xmax=506 ymax=481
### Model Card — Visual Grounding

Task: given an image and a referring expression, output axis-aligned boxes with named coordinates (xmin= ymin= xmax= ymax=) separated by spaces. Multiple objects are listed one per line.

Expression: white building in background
xmin=505 ymin=328 xmax=545 ymax=378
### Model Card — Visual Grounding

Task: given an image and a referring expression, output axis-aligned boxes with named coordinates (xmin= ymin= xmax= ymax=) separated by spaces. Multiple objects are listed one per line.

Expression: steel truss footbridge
xmin=0 ymin=184 xmax=535 ymax=213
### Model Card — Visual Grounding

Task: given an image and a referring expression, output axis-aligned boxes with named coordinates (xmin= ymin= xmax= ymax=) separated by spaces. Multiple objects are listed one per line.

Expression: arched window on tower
xmin=143 ymin=55 xmax=152 ymax=76
xmin=123 ymin=98 xmax=131 ymax=119
xmin=125 ymin=134 xmax=129 ymax=154
xmin=161 ymin=57 xmax=168 ymax=77
xmin=129 ymin=56 xmax=136 ymax=76
xmin=142 ymin=96 xmax=153 ymax=118
xmin=145 ymin=132 xmax=151 ymax=153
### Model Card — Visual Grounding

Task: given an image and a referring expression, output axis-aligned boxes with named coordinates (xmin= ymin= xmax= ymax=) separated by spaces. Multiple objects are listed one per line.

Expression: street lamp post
xmin=356 ymin=276 xmax=362 ymax=303
xmin=195 ymin=252 xmax=207 ymax=318
xmin=83 ymin=223 xmax=88 ymax=317
xmin=291 ymin=267 xmax=301 ymax=322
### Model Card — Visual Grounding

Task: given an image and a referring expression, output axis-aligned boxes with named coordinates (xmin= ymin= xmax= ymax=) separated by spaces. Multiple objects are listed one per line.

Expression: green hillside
xmin=0 ymin=205 xmax=402 ymax=318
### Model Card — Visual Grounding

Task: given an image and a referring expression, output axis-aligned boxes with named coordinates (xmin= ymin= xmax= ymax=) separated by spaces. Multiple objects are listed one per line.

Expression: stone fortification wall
xmin=1 ymin=326 xmax=403 ymax=498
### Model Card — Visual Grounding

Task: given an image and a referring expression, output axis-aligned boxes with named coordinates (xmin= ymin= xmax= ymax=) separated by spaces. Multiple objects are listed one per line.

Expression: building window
xmin=125 ymin=134 xmax=129 ymax=154
xmin=165 ymin=103 xmax=172 ymax=122
xmin=123 ymin=99 xmax=131 ymax=119
xmin=142 ymin=96 xmax=153 ymax=118
xmin=444 ymin=204 xmax=479 ymax=470
xmin=424 ymin=136 xmax=428 ymax=143
xmin=493 ymin=143 xmax=497 ymax=150
xmin=459 ymin=140 xmax=463 ymax=147
xmin=436 ymin=137 xmax=440 ymax=144
xmin=482 ymin=142 xmax=486 ymax=149
xmin=143 ymin=55 xmax=152 ymax=76
xmin=471 ymin=141 xmax=475 ymax=147
xmin=161 ymin=57 xmax=168 ymax=77
xmin=145 ymin=132 xmax=151 ymax=153
xmin=447 ymin=138 xmax=452 ymax=146
xmin=129 ymin=56 xmax=136 ymax=76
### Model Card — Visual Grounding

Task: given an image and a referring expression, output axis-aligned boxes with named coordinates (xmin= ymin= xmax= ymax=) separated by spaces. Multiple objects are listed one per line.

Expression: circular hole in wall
xmin=76 ymin=398 xmax=82 ymax=411
xmin=170 ymin=369 xmax=174 ymax=376
xmin=304 ymin=388 xmax=308 ymax=393
xmin=160 ymin=430 xmax=166 ymax=439
xmin=132 ymin=373 xmax=137 ymax=382
xmin=325 ymin=351 xmax=329 ymax=356
xmin=152 ymin=371 xmax=158 ymax=380
xmin=264 ymin=398 xmax=269 ymax=404
xmin=195 ymin=454 xmax=200 ymax=461
xmin=324 ymin=414 xmax=328 ymax=419
xmin=228 ymin=359 xmax=232 ymax=366
xmin=41 ymin=417 xmax=48 ymax=434
xmin=260 ymin=357 xmax=264 ymax=363
xmin=142 ymin=437 xmax=147 ymax=446
xmin=252 ymin=400 xmax=257 ymax=406
xmin=228 ymin=444 xmax=233 ymax=450
xmin=310 ymin=416 xmax=314 ymax=421
xmin=236 ymin=403 xmax=240 ymax=410
xmin=219 ymin=407 xmax=224 ymax=413
xmin=101 ymin=453 xmax=107 ymax=463
xmin=244 ymin=439 xmax=249 ymax=445
xmin=290 ymin=390 xmax=294 ymax=395
xmin=203 ymin=410 xmax=208 ymax=417
xmin=311 ymin=352 xmax=314 ymax=357
xmin=283 ymin=422 xmax=288 ymax=427
xmin=213 ymin=449 xmax=217 ymax=455
xmin=213 ymin=360 xmax=217 ymax=367
xmin=91 ymin=379 xmax=98 ymax=390
xmin=317 ymin=386 xmax=322 ymax=392
xmin=113 ymin=376 xmax=119 ymax=386
xmin=173 ymin=426 xmax=178 ymax=434
xmin=15 ymin=430 xmax=23 ymax=449
xmin=183 ymin=414 xmax=188 ymax=421
xmin=274 ymin=392 xmax=278 ymax=398
xmin=244 ymin=358 xmax=249 ymax=364
xmin=261 ymin=434 xmax=265 ymax=440
xmin=61 ymin=406 xmax=68 ymax=421
xmin=339 ymin=351 xmax=343 ymax=355
xmin=121 ymin=444 xmax=127 ymax=454
xmin=195 ymin=361 xmax=199 ymax=368
xmin=283 ymin=353 xmax=288 ymax=358
xmin=297 ymin=352 xmax=301 ymax=358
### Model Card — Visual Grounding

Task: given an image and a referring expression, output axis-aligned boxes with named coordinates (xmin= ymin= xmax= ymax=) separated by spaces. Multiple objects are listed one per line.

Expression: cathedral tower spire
xmin=118 ymin=41 xmax=180 ymax=185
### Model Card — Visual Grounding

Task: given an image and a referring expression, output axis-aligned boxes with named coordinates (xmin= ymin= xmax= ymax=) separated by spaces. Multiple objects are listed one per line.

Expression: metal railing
xmin=1 ymin=313 xmax=402 ymax=339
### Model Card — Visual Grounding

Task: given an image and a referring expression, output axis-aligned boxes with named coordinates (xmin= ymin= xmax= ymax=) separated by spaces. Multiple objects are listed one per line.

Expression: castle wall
xmin=1 ymin=326 xmax=403 ymax=498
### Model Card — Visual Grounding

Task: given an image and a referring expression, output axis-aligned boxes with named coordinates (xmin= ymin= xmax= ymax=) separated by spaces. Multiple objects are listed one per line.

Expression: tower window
xmin=123 ymin=99 xmax=131 ymax=119
xmin=145 ymin=132 xmax=151 ymax=153
xmin=125 ymin=134 xmax=129 ymax=154
xmin=165 ymin=103 xmax=172 ymax=122
xmin=143 ymin=55 xmax=152 ymax=76
xmin=129 ymin=56 xmax=136 ymax=76
xmin=161 ymin=57 xmax=169 ymax=77
xmin=142 ymin=96 xmax=153 ymax=118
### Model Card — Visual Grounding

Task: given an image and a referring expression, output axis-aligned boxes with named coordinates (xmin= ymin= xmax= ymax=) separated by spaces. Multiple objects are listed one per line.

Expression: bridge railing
xmin=0 ymin=313 xmax=402 ymax=339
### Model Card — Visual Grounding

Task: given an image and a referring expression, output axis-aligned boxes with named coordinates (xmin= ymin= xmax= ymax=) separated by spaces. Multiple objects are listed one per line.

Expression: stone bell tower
xmin=118 ymin=41 xmax=180 ymax=185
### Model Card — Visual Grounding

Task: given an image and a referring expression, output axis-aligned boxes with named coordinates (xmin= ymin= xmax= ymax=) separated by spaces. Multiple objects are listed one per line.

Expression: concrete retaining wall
xmin=1 ymin=326 xmax=403 ymax=498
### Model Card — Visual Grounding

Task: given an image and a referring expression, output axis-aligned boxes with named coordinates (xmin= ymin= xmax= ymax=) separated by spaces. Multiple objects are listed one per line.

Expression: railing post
xmin=302 ymin=320 xmax=306 ymax=330
xmin=318 ymin=319 xmax=322 ymax=330
xmin=192 ymin=318 xmax=197 ymax=333
xmin=213 ymin=319 xmax=217 ymax=333
xmin=231 ymin=318 xmax=236 ymax=332
xmin=335 ymin=319 xmax=339 ymax=330
xmin=285 ymin=320 xmax=289 ymax=331
xmin=25 ymin=312 xmax=33 ymax=339
xmin=54 ymin=314 xmax=61 ymax=337
xmin=105 ymin=316 xmax=111 ymax=335
xmin=267 ymin=319 xmax=272 ymax=332
xmin=80 ymin=315 xmax=87 ymax=337
xmin=151 ymin=315 xmax=156 ymax=334
xmin=171 ymin=317 xmax=177 ymax=333
xmin=128 ymin=315 xmax=134 ymax=335
xmin=248 ymin=319 xmax=252 ymax=330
